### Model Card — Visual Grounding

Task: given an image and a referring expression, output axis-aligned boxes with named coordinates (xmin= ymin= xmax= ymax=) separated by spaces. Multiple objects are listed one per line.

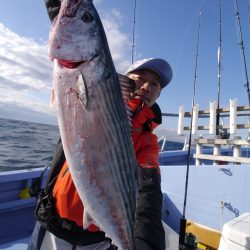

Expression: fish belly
xmin=53 ymin=61 xmax=137 ymax=250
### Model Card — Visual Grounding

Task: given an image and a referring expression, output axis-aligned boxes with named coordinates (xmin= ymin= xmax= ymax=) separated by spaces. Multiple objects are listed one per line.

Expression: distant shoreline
xmin=0 ymin=116 xmax=58 ymax=127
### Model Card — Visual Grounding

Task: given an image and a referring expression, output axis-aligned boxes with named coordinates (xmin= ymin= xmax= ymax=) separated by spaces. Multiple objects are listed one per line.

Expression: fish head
xmin=48 ymin=0 xmax=101 ymax=63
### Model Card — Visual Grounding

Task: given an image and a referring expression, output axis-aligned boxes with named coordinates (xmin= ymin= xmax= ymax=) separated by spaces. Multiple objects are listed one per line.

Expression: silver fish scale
xmin=49 ymin=0 xmax=138 ymax=249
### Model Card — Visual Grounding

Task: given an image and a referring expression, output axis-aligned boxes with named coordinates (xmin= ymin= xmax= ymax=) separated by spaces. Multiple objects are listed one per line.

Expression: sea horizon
xmin=0 ymin=117 xmax=184 ymax=172
xmin=0 ymin=115 xmax=58 ymax=127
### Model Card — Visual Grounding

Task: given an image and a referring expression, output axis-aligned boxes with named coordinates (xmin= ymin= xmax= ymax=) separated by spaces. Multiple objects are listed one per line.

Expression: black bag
xmin=31 ymin=139 xmax=65 ymax=223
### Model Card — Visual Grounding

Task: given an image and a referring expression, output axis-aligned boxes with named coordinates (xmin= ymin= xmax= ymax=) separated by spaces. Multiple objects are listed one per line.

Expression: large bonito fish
xmin=48 ymin=0 xmax=138 ymax=249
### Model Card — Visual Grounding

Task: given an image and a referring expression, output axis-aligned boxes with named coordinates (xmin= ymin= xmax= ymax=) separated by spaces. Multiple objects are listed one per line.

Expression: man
xmin=28 ymin=1 xmax=173 ymax=249
xmin=125 ymin=58 xmax=172 ymax=250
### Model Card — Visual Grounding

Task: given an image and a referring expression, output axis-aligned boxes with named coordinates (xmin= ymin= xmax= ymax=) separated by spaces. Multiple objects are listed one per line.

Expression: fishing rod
xmin=247 ymin=0 xmax=250 ymax=31
xmin=234 ymin=0 xmax=250 ymax=141
xmin=131 ymin=0 xmax=137 ymax=64
xmin=234 ymin=0 xmax=250 ymax=106
xmin=216 ymin=0 xmax=222 ymax=136
xmin=179 ymin=12 xmax=202 ymax=250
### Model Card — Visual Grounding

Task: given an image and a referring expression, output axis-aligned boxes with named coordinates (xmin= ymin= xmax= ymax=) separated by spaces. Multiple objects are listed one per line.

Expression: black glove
xmin=45 ymin=0 xmax=61 ymax=21
xmin=151 ymin=102 xmax=162 ymax=125
xmin=141 ymin=102 xmax=162 ymax=133
xmin=134 ymin=167 xmax=165 ymax=250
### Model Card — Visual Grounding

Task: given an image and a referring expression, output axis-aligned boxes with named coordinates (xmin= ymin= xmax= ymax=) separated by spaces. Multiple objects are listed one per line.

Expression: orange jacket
xmin=129 ymin=97 xmax=160 ymax=170
xmin=52 ymin=98 xmax=161 ymax=228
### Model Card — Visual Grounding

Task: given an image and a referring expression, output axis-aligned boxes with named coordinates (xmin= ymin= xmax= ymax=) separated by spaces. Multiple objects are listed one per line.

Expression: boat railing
xmin=194 ymin=137 xmax=250 ymax=165
xmin=177 ymin=100 xmax=250 ymax=134
xmin=162 ymin=99 xmax=250 ymax=164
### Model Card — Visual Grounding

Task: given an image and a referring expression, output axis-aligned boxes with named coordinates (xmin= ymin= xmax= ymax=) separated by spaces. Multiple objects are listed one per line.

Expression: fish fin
xmin=50 ymin=88 xmax=56 ymax=108
xmin=82 ymin=211 xmax=95 ymax=230
xmin=118 ymin=73 xmax=135 ymax=127
xmin=77 ymin=73 xmax=88 ymax=108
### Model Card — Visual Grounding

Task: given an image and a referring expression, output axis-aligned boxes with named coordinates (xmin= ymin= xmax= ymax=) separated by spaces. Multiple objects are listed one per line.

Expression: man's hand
xmin=132 ymin=90 xmax=155 ymax=107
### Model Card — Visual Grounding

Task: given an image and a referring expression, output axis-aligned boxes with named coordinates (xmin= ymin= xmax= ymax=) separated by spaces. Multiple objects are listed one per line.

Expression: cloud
xmin=0 ymin=101 xmax=56 ymax=125
xmin=100 ymin=9 xmax=131 ymax=73
xmin=0 ymin=23 xmax=54 ymax=124
xmin=0 ymin=24 xmax=53 ymax=91
xmin=93 ymin=0 xmax=103 ymax=5
xmin=0 ymin=8 xmax=131 ymax=125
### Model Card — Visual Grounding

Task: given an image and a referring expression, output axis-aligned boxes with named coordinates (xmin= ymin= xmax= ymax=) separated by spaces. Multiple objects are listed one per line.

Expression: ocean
xmin=0 ymin=117 xmax=59 ymax=172
xmin=0 ymin=117 xmax=183 ymax=172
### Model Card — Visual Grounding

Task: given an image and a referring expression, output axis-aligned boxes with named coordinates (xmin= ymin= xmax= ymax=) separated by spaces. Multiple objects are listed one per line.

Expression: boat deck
xmin=0 ymin=238 xmax=29 ymax=250
xmin=1 ymin=148 xmax=249 ymax=249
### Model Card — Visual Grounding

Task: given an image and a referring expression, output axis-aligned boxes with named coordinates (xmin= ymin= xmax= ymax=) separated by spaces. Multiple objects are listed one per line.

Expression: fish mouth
xmin=58 ymin=60 xmax=85 ymax=69
xmin=57 ymin=54 xmax=99 ymax=69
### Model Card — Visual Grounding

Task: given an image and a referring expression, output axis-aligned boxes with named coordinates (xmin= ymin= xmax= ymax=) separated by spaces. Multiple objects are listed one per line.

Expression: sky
xmin=0 ymin=0 xmax=250 ymax=135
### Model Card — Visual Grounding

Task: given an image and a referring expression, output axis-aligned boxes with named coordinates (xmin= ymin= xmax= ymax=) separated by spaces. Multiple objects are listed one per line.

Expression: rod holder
xmin=192 ymin=104 xmax=199 ymax=135
xmin=213 ymin=144 xmax=221 ymax=165
xmin=210 ymin=100 xmax=217 ymax=135
xmin=230 ymin=99 xmax=237 ymax=134
xmin=178 ymin=105 xmax=185 ymax=135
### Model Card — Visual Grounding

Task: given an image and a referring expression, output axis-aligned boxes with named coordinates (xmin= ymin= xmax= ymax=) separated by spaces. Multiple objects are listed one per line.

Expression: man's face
xmin=128 ymin=69 xmax=161 ymax=107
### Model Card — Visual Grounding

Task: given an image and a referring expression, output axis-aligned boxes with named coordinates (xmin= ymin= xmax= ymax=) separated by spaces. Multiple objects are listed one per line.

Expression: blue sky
xmin=0 ymin=0 xmax=250 ymax=135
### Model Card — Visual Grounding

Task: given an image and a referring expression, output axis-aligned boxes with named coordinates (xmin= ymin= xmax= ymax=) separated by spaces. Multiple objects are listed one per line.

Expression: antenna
xmin=216 ymin=0 xmax=222 ymax=136
xmin=179 ymin=11 xmax=202 ymax=250
xmin=131 ymin=0 xmax=137 ymax=64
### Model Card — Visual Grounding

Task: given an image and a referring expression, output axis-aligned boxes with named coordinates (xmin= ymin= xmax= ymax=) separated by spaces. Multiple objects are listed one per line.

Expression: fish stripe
xmin=95 ymin=81 xmax=136 ymax=221
xmin=95 ymin=78 xmax=136 ymax=233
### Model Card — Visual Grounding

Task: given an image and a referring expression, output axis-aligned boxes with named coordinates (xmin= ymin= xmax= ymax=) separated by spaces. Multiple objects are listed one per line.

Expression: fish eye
xmin=81 ymin=11 xmax=94 ymax=23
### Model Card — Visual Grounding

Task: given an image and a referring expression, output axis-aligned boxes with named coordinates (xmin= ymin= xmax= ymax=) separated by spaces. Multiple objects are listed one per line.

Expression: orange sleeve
xmin=130 ymin=99 xmax=160 ymax=173
xmin=52 ymin=161 xmax=100 ymax=231
xmin=132 ymin=105 xmax=155 ymax=129
xmin=136 ymin=133 xmax=160 ymax=167
xmin=53 ymin=162 xmax=84 ymax=226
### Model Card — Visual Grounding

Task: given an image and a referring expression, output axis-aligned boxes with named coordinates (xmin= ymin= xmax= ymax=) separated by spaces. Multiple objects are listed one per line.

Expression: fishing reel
xmin=182 ymin=233 xmax=216 ymax=250
xmin=182 ymin=233 xmax=198 ymax=250
xmin=246 ymin=131 xmax=250 ymax=142
xmin=217 ymin=128 xmax=230 ymax=139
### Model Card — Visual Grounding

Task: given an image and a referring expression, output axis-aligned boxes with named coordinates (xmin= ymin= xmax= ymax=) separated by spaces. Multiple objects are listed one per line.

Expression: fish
xmin=48 ymin=0 xmax=138 ymax=249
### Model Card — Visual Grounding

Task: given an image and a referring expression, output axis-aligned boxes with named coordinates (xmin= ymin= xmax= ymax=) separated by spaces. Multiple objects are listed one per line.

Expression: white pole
xmin=178 ymin=105 xmax=185 ymax=135
xmin=192 ymin=104 xmax=199 ymax=135
xmin=210 ymin=101 xmax=217 ymax=135
xmin=233 ymin=136 xmax=241 ymax=164
xmin=161 ymin=137 xmax=167 ymax=152
xmin=213 ymin=144 xmax=221 ymax=165
xmin=195 ymin=141 xmax=203 ymax=166
xmin=230 ymin=99 xmax=237 ymax=134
